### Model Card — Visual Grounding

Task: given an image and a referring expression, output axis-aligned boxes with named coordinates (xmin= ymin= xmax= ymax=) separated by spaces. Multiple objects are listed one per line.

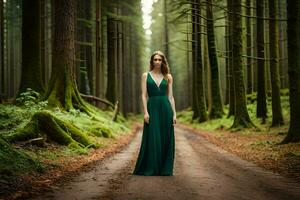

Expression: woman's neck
xmin=151 ymin=68 xmax=161 ymax=74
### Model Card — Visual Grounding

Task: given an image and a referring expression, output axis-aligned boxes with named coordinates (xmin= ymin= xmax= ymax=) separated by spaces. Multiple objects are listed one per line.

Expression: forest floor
xmin=2 ymin=124 xmax=299 ymax=200
xmin=0 ymin=123 xmax=140 ymax=200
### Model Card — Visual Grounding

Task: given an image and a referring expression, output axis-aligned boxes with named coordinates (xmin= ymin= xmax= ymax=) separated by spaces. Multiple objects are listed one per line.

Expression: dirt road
xmin=31 ymin=127 xmax=300 ymax=200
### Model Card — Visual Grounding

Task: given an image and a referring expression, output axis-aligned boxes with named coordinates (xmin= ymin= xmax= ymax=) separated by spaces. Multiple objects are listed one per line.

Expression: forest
xmin=0 ymin=0 xmax=299 ymax=199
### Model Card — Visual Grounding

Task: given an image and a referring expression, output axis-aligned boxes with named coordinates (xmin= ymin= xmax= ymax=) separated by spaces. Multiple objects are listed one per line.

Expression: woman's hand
xmin=173 ymin=116 xmax=177 ymax=125
xmin=144 ymin=113 xmax=150 ymax=124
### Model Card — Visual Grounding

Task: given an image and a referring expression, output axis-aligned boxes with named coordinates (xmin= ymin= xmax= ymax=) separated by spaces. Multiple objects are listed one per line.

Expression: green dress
xmin=133 ymin=72 xmax=175 ymax=176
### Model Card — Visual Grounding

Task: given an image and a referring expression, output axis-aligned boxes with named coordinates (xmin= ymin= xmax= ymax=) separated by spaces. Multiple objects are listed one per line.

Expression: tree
xmin=206 ymin=0 xmax=224 ymax=119
xmin=231 ymin=0 xmax=255 ymax=128
xmin=106 ymin=7 xmax=117 ymax=104
xmin=0 ymin=0 xmax=3 ymax=101
xmin=282 ymin=0 xmax=300 ymax=143
xmin=268 ymin=0 xmax=284 ymax=126
xmin=227 ymin=0 xmax=235 ymax=117
xmin=18 ymin=0 xmax=44 ymax=95
xmin=44 ymin=0 xmax=89 ymax=112
xmin=192 ymin=0 xmax=207 ymax=122
xmin=256 ymin=0 xmax=267 ymax=121
xmin=246 ymin=0 xmax=253 ymax=94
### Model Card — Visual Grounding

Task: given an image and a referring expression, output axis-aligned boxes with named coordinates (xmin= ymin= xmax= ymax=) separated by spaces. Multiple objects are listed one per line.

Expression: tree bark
xmin=0 ymin=0 xmax=3 ymax=101
xmin=282 ymin=0 xmax=300 ymax=143
xmin=256 ymin=0 xmax=267 ymax=120
xmin=95 ymin=0 xmax=101 ymax=101
xmin=268 ymin=0 xmax=284 ymax=126
xmin=192 ymin=0 xmax=207 ymax=122
xmin=44 ymin=0 xmax=88 ymax=112
xmin=246 ymin=0 xmax=253 ymax=94
xmin=227 ymin=0 xmax=235 ymax=117
xmin=231 ymin=0 xmax=255 ymax=128
xmin=106 ymin=10 xmax=117 ymax=103
xmin=206 ymin=0 xmax=224 ymax=119
xmin=18 ymin=0 xmax=44 ymax=95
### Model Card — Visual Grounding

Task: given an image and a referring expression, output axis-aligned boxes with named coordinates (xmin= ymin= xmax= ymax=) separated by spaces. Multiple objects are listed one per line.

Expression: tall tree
xmin=246 ymin=0 xmax=253 ymax=94
xmin=231 ymin=0 xmax=255 ymax=128
xmin=256 ymin=0 xmax=267 ymax=121
xmin=18 ymin=0 xmax=44 ymax=95
xmin=282 ymin=0 xmax=300 ymax=143
xmin=0 ymin=0 xmax=3 ymax=101
xmin=95 ymin=0 xmax=102 ymax=102
xmin=268 ymin=0 xmax=284 ymax=126
xmin=44 ymin=0 xmax=89 ymax=112
xmin=106 ymin=8 xmax=117 ymax=103
xmin=227 ymin=0 xmax=235 ymax=117
xmin=192 ymin=0 xmax=207 ymax=122
xmin=164 ymin=0 xmax=170 ymax=59
xmin=206 ymin=0 xmax=224 ymax=119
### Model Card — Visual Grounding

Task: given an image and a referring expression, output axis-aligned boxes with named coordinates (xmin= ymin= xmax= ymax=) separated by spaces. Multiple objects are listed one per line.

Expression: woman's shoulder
xmin=167 ymin=73 xmax=173 ymax=80
xmin=142 ymin=72 xmax=149 ymax=79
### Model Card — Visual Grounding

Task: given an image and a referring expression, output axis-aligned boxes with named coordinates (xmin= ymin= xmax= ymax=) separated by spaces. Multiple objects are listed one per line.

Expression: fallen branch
xmin=80 ymin=94 xmax=115 ymax=108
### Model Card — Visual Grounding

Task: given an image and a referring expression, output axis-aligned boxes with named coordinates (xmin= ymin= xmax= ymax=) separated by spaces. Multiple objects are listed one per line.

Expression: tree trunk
xmin=192 ymin=0 xmax=199 ymax=119
xmin=268 ymin=0 xmax=284 ymax=126
xmin=282 ymin=0 xmax=300 ymax=143
xmin=44 ymin=0 xmax=88 ymax=112
xmin=256 ymin=0 xmax=267 ymax=120
xmin=18 ymin=0 xmax=44 ymax=95
xmin=95 ymin=0 xmax=101 ymax=101
xmin=246 ymin=0 xmax=253 ymax=94
xmin=106 ymin=11 xmax=117 ymax=103
xmin=227 ymin=0 xmax=235 ymax=117
xmin=231 ymin=0 xmax=255 ymax=128
xmin=196 ymin=0 xmax=207 ymax=122
xmin=206 ymin=0 xmax=224 ymax=119
xmin=0 ymin=0 xmax=3 ymax=101
xmin=164 ymin=0 xmax=169 ymax=61
xmin=192 ymin=0 xmax=207 ymax=122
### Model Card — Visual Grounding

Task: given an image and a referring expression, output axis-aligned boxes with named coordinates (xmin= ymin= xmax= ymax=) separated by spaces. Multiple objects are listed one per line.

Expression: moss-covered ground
xmin=0 ymin=89 xmax=135 ymax=186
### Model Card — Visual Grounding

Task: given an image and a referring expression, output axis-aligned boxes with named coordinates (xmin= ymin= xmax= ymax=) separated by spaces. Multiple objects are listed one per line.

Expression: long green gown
xmin=133 ymin=72 xmax=175 ymax=176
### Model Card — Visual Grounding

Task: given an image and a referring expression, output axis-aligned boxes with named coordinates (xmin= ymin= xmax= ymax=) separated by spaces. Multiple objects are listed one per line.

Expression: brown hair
xmin=149 ymin=50 xmax=170 ymax=80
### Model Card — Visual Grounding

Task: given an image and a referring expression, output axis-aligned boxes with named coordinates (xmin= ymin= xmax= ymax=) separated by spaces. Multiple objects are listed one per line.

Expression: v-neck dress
xmin=132 ymin=72 xmax=175 ymax=176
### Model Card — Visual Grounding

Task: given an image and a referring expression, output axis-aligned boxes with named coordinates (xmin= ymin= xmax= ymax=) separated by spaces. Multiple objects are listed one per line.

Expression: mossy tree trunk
xmin=18 ymin=0 xmax=44 ymax=95
xmin=231 ymin=0 xmax=255 ymax=128
xmin=268 ymin=0 xmax=284 ymax=126
xmin=44 ymin=0 xmax=89 ymax=112
xmin=206 ymin=0 xmax=224 ymax=119
xmin=256 ymin=0 xmax=267 ymax=121
xmin=282 ymin=0 xmax=300 ymax=143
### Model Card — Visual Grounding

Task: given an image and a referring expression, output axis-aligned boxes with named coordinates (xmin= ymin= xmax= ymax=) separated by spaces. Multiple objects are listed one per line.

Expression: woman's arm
xmin=141 ymin=72 xmax=149 ymax=123
xmin=167 ymin=74 xmax=177 ymax=124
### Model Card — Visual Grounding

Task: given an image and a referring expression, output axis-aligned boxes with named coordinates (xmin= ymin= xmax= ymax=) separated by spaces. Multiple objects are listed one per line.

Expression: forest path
xmin=31 ymin=127 xmax=300 ymax=200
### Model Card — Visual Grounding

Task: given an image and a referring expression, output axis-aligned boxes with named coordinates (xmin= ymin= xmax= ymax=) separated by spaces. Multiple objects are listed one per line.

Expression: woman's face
xmin=153 ymin=55 xmax=163 ymax=68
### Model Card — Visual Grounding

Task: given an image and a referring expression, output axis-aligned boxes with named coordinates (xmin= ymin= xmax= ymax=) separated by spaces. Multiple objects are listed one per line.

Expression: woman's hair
xmin=149 ymin=50 xmax=169 ymax=80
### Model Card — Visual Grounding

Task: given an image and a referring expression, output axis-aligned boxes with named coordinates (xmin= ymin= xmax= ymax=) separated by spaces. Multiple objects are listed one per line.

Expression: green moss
xmin=0 ymin=137 xmax=43 ymax=177
xmin=5 ymin=111 xmax=93 ymax=148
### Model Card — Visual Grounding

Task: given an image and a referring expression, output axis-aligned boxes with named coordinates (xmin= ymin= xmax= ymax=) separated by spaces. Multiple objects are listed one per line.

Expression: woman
xmin=132 ymin=50 xmax=176 ymax=176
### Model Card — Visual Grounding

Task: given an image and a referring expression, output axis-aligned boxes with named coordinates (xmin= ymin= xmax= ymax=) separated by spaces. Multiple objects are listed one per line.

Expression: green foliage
xmin=177 ymin=90 xmax=290 ymax=133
